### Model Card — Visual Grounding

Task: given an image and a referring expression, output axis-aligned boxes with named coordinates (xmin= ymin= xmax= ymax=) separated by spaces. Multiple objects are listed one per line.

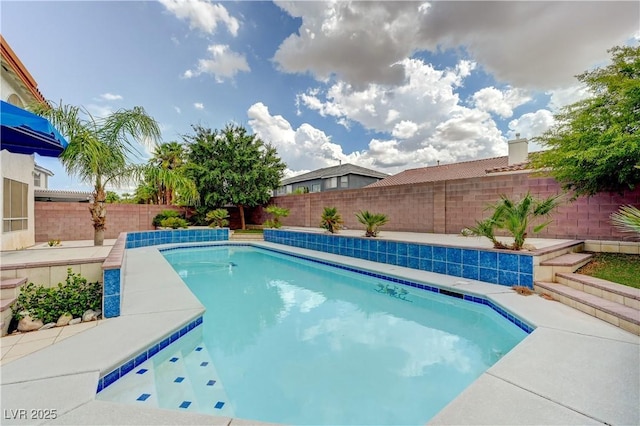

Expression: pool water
xmin=100 ymin=245 xmax=527 ymax=425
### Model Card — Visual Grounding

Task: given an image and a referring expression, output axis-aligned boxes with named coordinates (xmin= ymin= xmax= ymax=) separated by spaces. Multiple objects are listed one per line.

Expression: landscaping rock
xmin=56 ymin=313 xmax=73 ymax=327
xmin=17 ymin=315 xmax=44 ymax=332
xmin=68 ymin=318 xmax=82 ymax=325
xmin=39 ymin=322 xmax=56 ymax=330
xmin=82 ymin=309 xmax=97 ymax=322
xmin=94 ymin=309 xmax=102 ymax=319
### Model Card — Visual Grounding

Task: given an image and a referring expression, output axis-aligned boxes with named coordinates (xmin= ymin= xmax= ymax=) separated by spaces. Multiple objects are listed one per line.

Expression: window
xmin=327 ymin=177 xmax=338 ymax=188
xmin=3 ymin=178 xmax=28 ymax=232
xmin=34 ymin=172 xmax=41 ymax=188
xmin=311 ymin=184 xmax=321 ymax=193
xmin=340 ymin=176 xmax=348 ymax=188
xmin=286 ymin=185 xmax=293 ymax=194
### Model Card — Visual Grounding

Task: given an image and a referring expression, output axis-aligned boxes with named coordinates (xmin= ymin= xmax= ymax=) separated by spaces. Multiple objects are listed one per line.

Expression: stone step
xmin=556 ymin=273 xmax=640 ymax=310
xmin=540 ymin=252 xmax=593 ymax=268
xmin=0 ymin=297 xmax=16 ymax=313
xmin=534 ymin=281 xmax=639 ymax=336
xmin=0 ymin=298 xmax=15 ymax=337
xmin=1 ymin=277 xmax=27 ymax=300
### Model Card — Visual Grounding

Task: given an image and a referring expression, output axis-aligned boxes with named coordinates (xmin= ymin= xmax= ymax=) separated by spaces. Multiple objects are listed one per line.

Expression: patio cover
xmin=0 ymin=100 xmax=68 ymax=157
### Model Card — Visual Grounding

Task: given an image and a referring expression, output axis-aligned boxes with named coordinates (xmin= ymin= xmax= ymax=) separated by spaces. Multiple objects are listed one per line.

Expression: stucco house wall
xmin=1 ymin=150 xmax=36 ymax=250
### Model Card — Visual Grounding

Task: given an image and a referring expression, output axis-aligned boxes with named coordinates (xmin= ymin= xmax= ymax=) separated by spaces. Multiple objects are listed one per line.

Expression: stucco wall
xmin=1 ymin=150 xmax=36 ymax=250
xmin=271 ymin=172 xmax=640 ymax=241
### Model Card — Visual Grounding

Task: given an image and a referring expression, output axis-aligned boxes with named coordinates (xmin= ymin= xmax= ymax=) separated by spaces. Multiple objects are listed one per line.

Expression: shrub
xmin=355 ymin=210 xmax=388 ymax=237
xmin=206 ymin=208 xmax=229 ymax=228
xmin=264 ymin=205 xmax=289 ymax=228
xmin=610 ymin=205 xmax=640 ymax=235
xmin=160 ymin=217 xmax=189 ymax=229
xmin=320 ymin=207 xmax=343 ymax=233
xmin=11 ymin=269 xmax=102 ymax=324
xmin=152 ymin=209 xmax=181 ymax=228
xmin=47 ymin=239 xmax=61 ymax=247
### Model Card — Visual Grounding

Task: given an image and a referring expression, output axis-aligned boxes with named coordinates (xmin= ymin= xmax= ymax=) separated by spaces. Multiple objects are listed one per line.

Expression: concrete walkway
xmin=0 ymin=236 xmax=638 ymax=425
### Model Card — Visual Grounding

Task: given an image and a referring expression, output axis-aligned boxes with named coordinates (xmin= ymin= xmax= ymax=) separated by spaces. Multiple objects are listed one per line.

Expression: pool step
xmin=229 ymin=232 xmax=264 ymax=241
xmin=1 ymin=277 xmax=27 ymax=300
xmin=556 ymin=273 xmax=640 ymax=310
xmin=534 ymin=280 xmax=640 ymax=336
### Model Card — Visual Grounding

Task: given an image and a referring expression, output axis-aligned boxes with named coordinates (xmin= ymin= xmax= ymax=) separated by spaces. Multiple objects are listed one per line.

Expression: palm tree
xmin=355 ymin=210 xmax=389 ymax=237
xmin=470 ymin=192 xmax=562 ymax=250
xmin=611 ymin=205 xmax=640 ymax=235
xmin=143 ymin=141 xmax=197 ymax=205
xmin=30 ymin=102 xmax=161 ymax=246
xmin=320 ymin=207 xmax=343 ymax=233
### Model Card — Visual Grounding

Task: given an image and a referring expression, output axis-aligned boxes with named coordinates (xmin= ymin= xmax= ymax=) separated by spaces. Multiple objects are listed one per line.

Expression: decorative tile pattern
xmin=137 ymin=393 xmax=151 ymax=401
xmin=263 ymin=229 xmax=536 ymax=289
xmin=174 ymin=377 xmax=184 ymax=383
xmin=179 ymin=401 xmax=191 ymax=409
xmin=97 ymin=316 xmax=203 ymax=393
xmin=207 ymin=380 xmax=216 ymax=386
xmin=125 ymin=229 xmax=229 ymax=249
xmin=214 ymin=401 xmax=225 ymax=409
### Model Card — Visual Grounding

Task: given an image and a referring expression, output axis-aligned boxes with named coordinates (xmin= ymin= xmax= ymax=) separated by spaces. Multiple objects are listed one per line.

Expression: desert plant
xmin=610 ymin=205 xmax=640 ymax=235
xmin=320 ymin=207 xmax=343 ymax=233
xmin=206 ymin=208 xmax=229 ymax=228
xmin=152 ymin=209 xmax=181 ymax=228
xmin=469 ymin=192 xmax=562 ymax=250
xmin=160 ymin=217 xmax=189 ymax=229
xmin=264 ymin=205 xmax=290 ymax=228
xmin=355 ymin=210 xmax=388 ymax=237
xmin=12 ymin=269 xmax=102 ymax=324
xmin=47 ymin=239 xmax=61 ymax=247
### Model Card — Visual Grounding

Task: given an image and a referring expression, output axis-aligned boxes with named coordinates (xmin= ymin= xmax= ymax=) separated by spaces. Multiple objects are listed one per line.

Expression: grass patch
xmin=576 ymin=253 xmax=640 ymax=288
xmin=233 ymin=229 xmax=264 ymax=234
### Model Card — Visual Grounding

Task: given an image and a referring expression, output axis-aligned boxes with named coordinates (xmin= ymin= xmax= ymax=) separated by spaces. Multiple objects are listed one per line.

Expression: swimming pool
xmin=98 ymin=245 xmax=529 ymax=424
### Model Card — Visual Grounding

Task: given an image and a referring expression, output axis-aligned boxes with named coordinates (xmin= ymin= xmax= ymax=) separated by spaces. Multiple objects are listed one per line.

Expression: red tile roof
xmin=367 ymin=156 xmax=532 ymax=187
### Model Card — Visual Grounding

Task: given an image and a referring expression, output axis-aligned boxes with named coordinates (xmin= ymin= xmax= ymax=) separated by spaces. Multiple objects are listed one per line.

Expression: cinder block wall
xmin=271 ymin=173 xmax=640 ymax=241
xmin=35 ymin=203 xmax=181 ymax=242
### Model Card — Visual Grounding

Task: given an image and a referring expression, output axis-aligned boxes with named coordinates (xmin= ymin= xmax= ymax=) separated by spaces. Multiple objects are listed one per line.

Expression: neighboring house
xmin=33 ymin=163 xmax=53 ymax=189
xmin=277 ymin=163 xmax=389 ymax=195
xmin=367 ymin=136 xmax=530 ymax=188
xmin=0 ymin=35 xmax=65 ymax=250
xmin=34 ymin=189 xmax=91 ymax=203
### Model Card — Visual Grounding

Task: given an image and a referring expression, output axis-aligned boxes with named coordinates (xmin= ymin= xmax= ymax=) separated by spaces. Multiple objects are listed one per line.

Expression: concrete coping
xmin=101 ymin=233 xmax=127 ymax=270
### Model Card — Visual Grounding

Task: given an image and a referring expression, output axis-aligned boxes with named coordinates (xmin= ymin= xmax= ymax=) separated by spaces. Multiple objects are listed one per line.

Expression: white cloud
xmin=274 ymin=1 xmax=638 ymax=89
xmin=99 ymin=93 xmax=123 ymax=101
xmin=183 ymin=44 xmax=250 ymax=82
xmin=194 ymin=102 xmax=204 ymax=110
xmin=546 ymin=84 xmax=592 ymax=112
xmin=159 ymin=0 xmax=239 ymax=36
xmin=174 ymin=106 xmax=181 ymax=114
xmin=392 ymin=120 xmax=419 ymax=140
xmin=472 ymin=87 xmax=531 ymax=118
xmin=85 ymin=104 xmax=114 ymax=119
xmin=507 ymin=109 xmax=555 ymax=152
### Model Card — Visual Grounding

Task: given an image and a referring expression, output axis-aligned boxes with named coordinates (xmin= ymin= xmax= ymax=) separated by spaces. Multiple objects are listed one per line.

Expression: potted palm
xmin=320 ymin=207 xmax=343 ymax=233
xmin=356 ymin=210 xmax=389 ymax=237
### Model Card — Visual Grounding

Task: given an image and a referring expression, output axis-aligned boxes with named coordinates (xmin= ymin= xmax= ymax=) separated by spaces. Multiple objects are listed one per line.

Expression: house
xmin=366 ymin=136 xmax=530 ymax=188
xmin=276 ymin=163 xmax=389 ymax=195
xmin=1 ymin=35 xmax=67 ymax=250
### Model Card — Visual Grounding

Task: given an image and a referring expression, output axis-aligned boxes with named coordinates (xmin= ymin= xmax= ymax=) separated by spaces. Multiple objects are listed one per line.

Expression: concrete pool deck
xmin=0 ymin=235 xmax=638 ymax=425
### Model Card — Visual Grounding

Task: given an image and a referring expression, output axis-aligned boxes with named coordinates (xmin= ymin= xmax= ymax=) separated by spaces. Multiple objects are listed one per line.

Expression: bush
xmin=12 ymin=269 xmax=102 ymax=324
xmin=152 ymin=209 xmax=181 ymax=227
xmin=160 ymin=217 xmax=189 ymax=229
xmin=264 ymin=205 xmax=289 ymax=228
xmin=206 ymin=208 xmax=229 ymax=228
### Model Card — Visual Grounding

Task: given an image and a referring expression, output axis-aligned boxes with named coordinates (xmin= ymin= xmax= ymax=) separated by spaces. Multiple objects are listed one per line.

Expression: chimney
xmin=508 ymin=133 xmax=528 ymax=165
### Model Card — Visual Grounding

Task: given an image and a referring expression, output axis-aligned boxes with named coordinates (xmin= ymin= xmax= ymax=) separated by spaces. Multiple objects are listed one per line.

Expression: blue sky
xmin=2 ymin=1 xmax=638 ymax=191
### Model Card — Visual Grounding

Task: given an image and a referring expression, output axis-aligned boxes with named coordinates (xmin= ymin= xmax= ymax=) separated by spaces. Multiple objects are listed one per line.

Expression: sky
xmin=1 ymin=0 xmax=639 ymax=191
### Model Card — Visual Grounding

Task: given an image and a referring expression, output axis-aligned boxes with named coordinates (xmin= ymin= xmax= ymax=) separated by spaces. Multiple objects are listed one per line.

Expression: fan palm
xmin=320 ymin=207 xmax=343 ymax=233
xmin=355 ymin=210 xmax=389 ymax=237
xmin=30 ymin=102 xmax=161 ymax=246
xmin=611 ymin=205 xmax=640 ymax=235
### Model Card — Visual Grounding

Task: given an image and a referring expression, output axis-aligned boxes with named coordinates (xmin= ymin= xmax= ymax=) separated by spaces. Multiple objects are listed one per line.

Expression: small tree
xmin=611 ymin=205 xmax=640 ymax=236
xmin=356 ymin=210 xmax=388 ymax=237
xmin=320 ymin=207 xmax=343 ymax=234
xmin=264 ymin=205 xmax=289 ymax=228
xmin=206 ymin=208 xmax=229 ymax=228
xmin=469 ymin=192 xmax=562 ymax=250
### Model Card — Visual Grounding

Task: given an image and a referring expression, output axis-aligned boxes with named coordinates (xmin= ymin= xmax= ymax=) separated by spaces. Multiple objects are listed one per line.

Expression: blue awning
xmin=0 ymin=100 xmax=68 ymax=157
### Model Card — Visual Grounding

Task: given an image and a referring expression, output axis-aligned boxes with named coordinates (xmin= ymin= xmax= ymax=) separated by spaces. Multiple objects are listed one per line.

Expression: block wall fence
xmin=270 ymin=173 xmax=640 ymax=241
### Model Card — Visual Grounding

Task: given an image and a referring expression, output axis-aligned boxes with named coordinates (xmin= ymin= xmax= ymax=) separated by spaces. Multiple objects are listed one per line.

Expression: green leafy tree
xmin=185 ymin=124 xmax=286 ymax=230
xmin=320 ymin=207 xmax=343 ymax=234
xmin=355 ymin=210 xmax=389 ymax=237
xmin=105 ymin=191 xmax=121 ymax=203
xmin=469 ymin=192 xmax=562 ymax=250
xmin=611 ymin=205 xmax=640 ymax=235
xmin=533 ymin=45 xmax=640 ymax=196
xmin=30 ymin=102 xmax=160 ymax=246
xmin=264 ymin=205 xmax=289 ymax=228
xmin=135 ymin=141 xmax=198 ymax=206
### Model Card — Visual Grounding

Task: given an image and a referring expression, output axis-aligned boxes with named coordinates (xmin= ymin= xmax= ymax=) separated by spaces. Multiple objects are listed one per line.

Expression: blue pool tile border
xmin=96 ymin=316 xmax=203 ymax=393
xmin=125 ymin=228 xmax=229 ymax=249
xmin=263 ymin=229 xmax=535 ymax=288
xmin=159 ymin=243 xmax=534 ymax=335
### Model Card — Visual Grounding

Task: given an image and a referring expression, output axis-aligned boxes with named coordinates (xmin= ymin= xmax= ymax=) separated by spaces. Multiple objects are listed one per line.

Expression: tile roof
xmin=282 ymin=163 xmax=389 ymax=185
xmin=367 ymin=156 xmax=531 ymax=187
